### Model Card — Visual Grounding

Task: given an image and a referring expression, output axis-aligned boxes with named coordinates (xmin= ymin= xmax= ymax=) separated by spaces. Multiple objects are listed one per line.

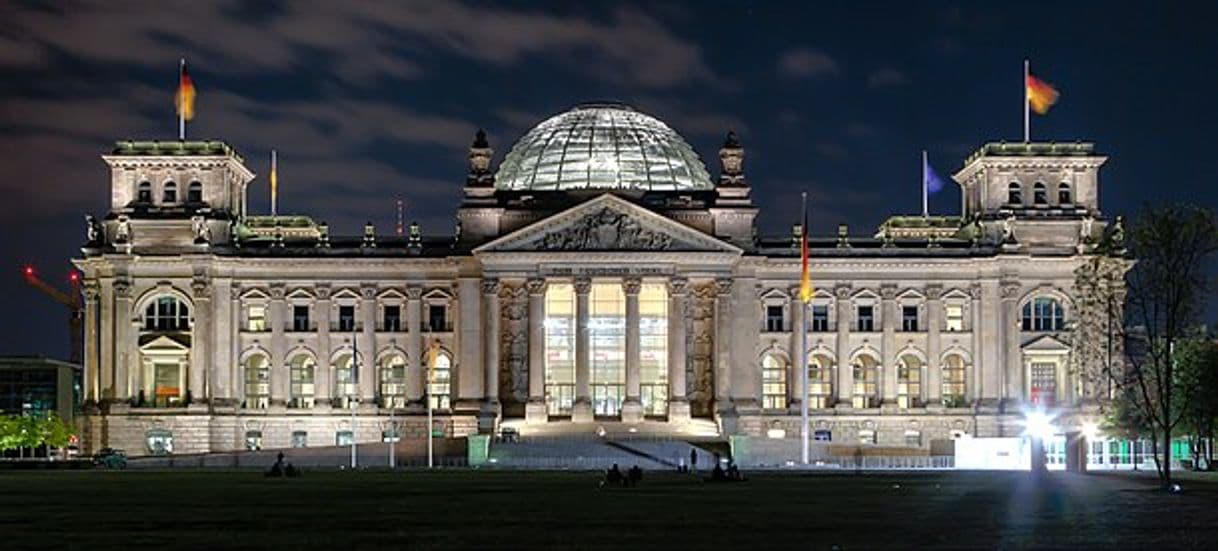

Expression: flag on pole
xmin=175 ymin=60 xmax=196 ymax=121
xmin=923 ymin=153 xmax=946 ymax=194
xmin=1026 ymin=73 xmax=1059 ymax=115
xmin=798 ymin=193 xmax=813 ymax=303
xmin=270 ymin=150 xmax=278 ymax=217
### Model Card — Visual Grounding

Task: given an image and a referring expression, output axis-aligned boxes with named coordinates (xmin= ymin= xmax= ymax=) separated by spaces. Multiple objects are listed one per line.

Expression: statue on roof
xmin=192 ymin=215 xmax=211 ymax=245
xmin=718 ymin=130 xmax=745 ymax=184
xmin=84 ymin=214 xmax=100 ymax=245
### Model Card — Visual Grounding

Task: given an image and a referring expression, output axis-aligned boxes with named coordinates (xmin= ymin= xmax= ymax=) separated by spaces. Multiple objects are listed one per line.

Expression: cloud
xmin=777 ymin=48 xmax=840 ymax=79
xmin=868 ymin=68 xmax=908 ymax=88
xmin=815 ymin=142 xmax=848 ymax=159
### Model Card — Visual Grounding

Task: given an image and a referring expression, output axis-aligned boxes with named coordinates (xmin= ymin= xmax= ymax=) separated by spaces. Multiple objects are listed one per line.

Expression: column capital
xmin=714 ymin=277 xmax=733 ymax=296
xmin=316 ymin=284 xmax=332 ymax=300
xmin=880 ymin=284 xmax=898 ymax=301
xmin=968 ymin=283 xmax=983 ymax=300
xmin=269 ymin=282 xmax=287 ymax=300
xmin=113 ymin=278 xmax=132 ymax=298
xmin=788 ymin=285 xmax=804 ymax=300
xmin=405 ymin=286 xmax=423 ymax=300
xmin=481 ymin=278 xmax=501 ymax=296
xmin=191 ymin=278 xmax=212 ymax=300
xmin=359 ymin=283 xmax=378 ymax=300
xmin=83 ymin=281 xmax=100 ymax=301
xmin=573 ymin=277 xmax=592 ymax=295
xmin=925 ymin=284 xmax=943 ymax=301
xmin=525 ymin=277 xmax=547 ymax=296
xmin=667 ymin=276 xmax=689 ymax=296
xmin=834 ymin=284 xmax=852 ymax=300
xmin=622 ymin=276 xmax=642 ymax=296
xmin=1000 ymin=280 xmax=1021 ymax=300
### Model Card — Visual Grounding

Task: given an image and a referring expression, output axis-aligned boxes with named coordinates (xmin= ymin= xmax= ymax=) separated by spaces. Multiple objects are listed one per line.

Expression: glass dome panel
xmin=495 ymin=104 xmax=713 ymax=191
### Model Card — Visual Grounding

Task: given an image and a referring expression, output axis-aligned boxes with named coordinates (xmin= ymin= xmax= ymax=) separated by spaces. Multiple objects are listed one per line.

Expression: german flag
xmin=1026 ymin=73 xmax=1059 ymax=115
xmin=175 ymin=60 xmax=196 ymax=121
xmin=799 ymin=193 xmax=813 ymax=303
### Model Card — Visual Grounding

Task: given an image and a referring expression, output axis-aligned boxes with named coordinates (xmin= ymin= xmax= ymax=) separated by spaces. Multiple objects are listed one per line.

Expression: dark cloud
xmin=868 ymin=68 xmax=908 ymax=88
xmin=777 ymin=48 xmax=840 ymax=79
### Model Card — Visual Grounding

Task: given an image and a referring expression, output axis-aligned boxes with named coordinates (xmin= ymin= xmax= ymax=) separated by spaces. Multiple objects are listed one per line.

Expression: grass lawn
xmin=1 ymin=469 xmax=1216 ymax=549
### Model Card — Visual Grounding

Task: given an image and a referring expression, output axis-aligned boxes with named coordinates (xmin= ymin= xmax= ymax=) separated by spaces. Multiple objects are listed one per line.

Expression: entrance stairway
xmin=486 ymin=419 xmax=723 ymax=470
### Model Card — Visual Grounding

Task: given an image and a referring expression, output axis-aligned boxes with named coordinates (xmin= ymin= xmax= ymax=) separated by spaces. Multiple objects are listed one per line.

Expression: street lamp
xmin=1022 ymin=407 xmax=1056 ymax=474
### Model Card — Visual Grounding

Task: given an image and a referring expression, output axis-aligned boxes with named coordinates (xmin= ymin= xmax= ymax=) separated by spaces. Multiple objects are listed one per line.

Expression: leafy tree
xmin=1178 ymin=338 xmax=1218 ymax=470
xmin=0 ymin=416 xmax=20 ymax=452
xmin=41 ymin=414 xmax=75 ymax=450
xmin=1119 ymin=203 xmax=1218 ymax=487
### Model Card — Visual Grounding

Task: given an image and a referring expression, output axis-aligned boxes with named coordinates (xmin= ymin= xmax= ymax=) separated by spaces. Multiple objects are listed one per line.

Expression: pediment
xmin=1022 ymin=334 xmax=1071 ymax=353
xmin=474 ymin=194 xmax=742 ymax=254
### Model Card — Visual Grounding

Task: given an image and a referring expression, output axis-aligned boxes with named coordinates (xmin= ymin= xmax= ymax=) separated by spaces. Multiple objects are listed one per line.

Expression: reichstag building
xmin=75 ymin=103 xmax=1119 ymax=455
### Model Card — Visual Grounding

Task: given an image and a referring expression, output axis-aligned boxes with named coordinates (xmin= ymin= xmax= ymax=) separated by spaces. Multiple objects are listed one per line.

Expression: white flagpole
xmin=426 ymin=331 xmax=434 ymax=469
xmin=1023 ymin=59 xmax=1030 ymax=143
xmin=799 ymin=192 xmax=810 ymax=466
xmin=921 ymin=150 xmax=929 ymax=218
xmin=350 ymin=329 xmax=358 ymax=469
xmin=178 ymin=58 xmax=186 ymax=141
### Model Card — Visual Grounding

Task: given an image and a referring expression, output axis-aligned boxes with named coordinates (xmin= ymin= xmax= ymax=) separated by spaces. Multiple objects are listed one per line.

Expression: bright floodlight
xmin=1082 ymin=421 xmax=1099 ymax=441
xmin=1022 ymin=409 xmax=1056 ymax=440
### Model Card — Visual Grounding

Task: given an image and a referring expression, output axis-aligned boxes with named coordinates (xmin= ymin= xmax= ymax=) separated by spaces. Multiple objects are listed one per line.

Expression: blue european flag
xmin=924 ymin=156 xmax=946 ymax=194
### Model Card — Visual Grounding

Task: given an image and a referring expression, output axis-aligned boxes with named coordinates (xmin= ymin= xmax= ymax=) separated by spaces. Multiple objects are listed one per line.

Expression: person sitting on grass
xmin=266 ymin=452 xmax=286 ymax=478
xmin=600 ymin=464 xmax=623 ymax=488
xmin=627 ymin=465 xmax=643 ymax=486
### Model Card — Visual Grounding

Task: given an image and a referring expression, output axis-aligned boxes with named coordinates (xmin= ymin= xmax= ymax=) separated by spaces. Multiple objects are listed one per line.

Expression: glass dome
xmin=495 ymin=103 xmax=713 ymax=192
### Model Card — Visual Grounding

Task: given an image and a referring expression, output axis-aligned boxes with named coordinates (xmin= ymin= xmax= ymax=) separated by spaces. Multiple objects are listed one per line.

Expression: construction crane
xmin=22 ymin=266 xmax=83 ymax=365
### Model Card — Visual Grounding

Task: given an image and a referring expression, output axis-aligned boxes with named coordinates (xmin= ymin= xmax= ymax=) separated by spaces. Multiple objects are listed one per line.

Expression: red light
xmin=23 ymin=266 xmax=34 ymax=278
xmin=68 ymin=272 xmax=80 ymax=282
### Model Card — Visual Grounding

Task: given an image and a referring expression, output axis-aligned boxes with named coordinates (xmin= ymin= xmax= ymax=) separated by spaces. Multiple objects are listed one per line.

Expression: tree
xmin=1177 ymin=338 xmax=1218 ymax=470
xmin=1120 ymin=203 xmax=1218 ymax=487
xmin=41 ymin=414 xmax=75 ymax=450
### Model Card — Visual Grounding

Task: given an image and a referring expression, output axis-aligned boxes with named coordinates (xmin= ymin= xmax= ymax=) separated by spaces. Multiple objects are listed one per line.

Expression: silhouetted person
xmin=628 ymin=465 xmax=643 ymax=486
xmin=602 ymin=464 xmax=623 ymax=488
xmin=285 ymin=463 xmax=300 ymax=478
xmin=690 ymin=448 xmax=698 ymax=474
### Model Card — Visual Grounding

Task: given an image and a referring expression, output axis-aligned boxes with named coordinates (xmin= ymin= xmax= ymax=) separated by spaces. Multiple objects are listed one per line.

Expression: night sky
xmin=2 ymin=1 xmax=1216 ymax=360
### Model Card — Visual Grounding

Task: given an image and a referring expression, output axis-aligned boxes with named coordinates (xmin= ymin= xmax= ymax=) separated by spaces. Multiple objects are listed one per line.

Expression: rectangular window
xmin=247 ymin=305 xmax=266 ymax=332
xmin=811 ymin=305 xmax=829 ymax=332
xmin=428 ymin=305 xmax=447 ymax=332
xmin=857 ymin=305 xmax=874 ymax=332
xmin=813 ymin=429 xmax=832 ymax=442
xmin=859 ymin=429 xmax=877 ymax=445
xmin=383 ymin=305 xmax=402 ymax=332
xmin=945 ymin=304 xmax=964 ymax=332
xmin=901 ymin=305 xmax=919 ymax=332
xmin=338 ymin=305 xmax=356 ymax=332
xmin=639 ymin=283 xmax=669 ymax=416
xmin=904 ymin=430 xmax=922 ymax=448
xmin=544 ymin=284 xmax=576 ymax=416
xmin=765 ymin=305 xmax=785 ymax=332
xmin=589 ymin=283 xmax=625 ymax=417
xmin=244 ymin=430 xmax=262 ymax=451
xmin=336 ymin=431 xmax=354 ymax=447
xmin=291 ymin=431 xmax=307 ymax=448
xmin=1030 ymin=362 xmax=1057 ymax=407
xmin=292 ymin=305 xmax=310 ymax=332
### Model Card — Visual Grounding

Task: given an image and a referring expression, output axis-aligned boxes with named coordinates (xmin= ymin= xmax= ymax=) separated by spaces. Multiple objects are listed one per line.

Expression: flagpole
xmin=426 ymin=331 xmax=434 ymax=469
xmin=178 ymin=58 xmax=186 ymax=141
xmin=1023 ymin=59 xmax=1030 ymax=143
xmin=921 ymin=150 xmax=929 ymax=218
xmin=799 ymin=192 xmax=810 ymax=466
xmin=351 ymin=328 xmax=358 ymax=469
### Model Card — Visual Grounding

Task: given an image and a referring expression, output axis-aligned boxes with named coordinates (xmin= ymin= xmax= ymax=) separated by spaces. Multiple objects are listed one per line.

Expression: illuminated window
xmin=1033 ymin=182 xmax=1048 ymax=205
xmin=146 ymin=429 xmax=174 ymax=455
xmin=544 ymin=283 xmax=576 ymax=415
xmin=1022 ymin=297 xmax=1064 ymax=331
xmin=1030 ymin=362 xmax=1057 ymax=406
xmin=942 ymin=354 xmax=967 ymax=407
xmin=807 ymin=354 xmax=834 ymax=409
xmin=335 ymin=431 xmax=354 ymax=446
xmin=897 ymin=354 xmax=923 ymax=408
xmin=162 ymin=181 xmax=177 ymax=203
xmin=639 ymin=283 xmax=668 ymax=416
xmin=852 ymin=355 xmax=879 ymax=409
xmin=904 ymin=430 xmax=922 ymax=448
xmin=244 ymin=354 xmax=270 ymax=409
xmin=858 ymin=429 xmax=876 ymax=445
xmin=945 ymin=304 xmax=964 ymax=332
xmin=144 ymin=296 xmax=190 ymax=331
xmin=590 ymin=283 xmax=625 ymax=416
xmin=246 ymin=305 xmax=266 ymax=332
xmin=333 ymin=353 xmax=358 ymax=408
xmin=289 ymin=355 xmax=315 ymax=408
xmin=428 ymin=351 xmax=452 ymax=410
xmin=761 ymin=353 xmax=787 ymax=410
xmin=379 ymin=354 xmax=407 ymax=409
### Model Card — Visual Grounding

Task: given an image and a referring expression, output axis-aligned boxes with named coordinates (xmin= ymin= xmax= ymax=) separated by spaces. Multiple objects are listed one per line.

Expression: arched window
xmin=1058 ymin=183 xmax=1072 ymax=204
xmin=428 ymin=351 xmax=452 ymax=410
xmin=137 ymin=181 xmax=153 ymax=203
xmin=244 ymin=354 xmax=270 ymax=409
xmin=808 ymin=354 xmax=834 ymax=409
xmin=852 ymin=355 xmax=879 ymax=409
xmin=289 ymin=355 xmax=315 ymax=408
xmin=1007 ymin=182 xmax=1022 ymax=205
xmin=333 ymin=353 xmax=358 ymax=408
xmin=1033 ymin=182 xmax=1048 ymax=205
xmin=187 ymin=181 xmax=203 ymax=203
xmin=162 ymin=181 xmax=177 ymax=204
xmin=1022 ymin=297 xmax=1065 ymax=331
xmin=379 ymin=354 xmax=407 ymax=409
xmin=143 ymin=296 xmax=190 ymax=331
xmin=942 ymin=354 xmax=967 ymax=407
xmin=897 ymin=354 xmax=923 ymax=408
xmin=761 ymin=353 xmax=788 ymax=410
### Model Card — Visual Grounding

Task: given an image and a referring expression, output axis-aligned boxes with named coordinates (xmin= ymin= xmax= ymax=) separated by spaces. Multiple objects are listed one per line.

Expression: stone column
xmin=926 ymin=285 xmax=943 ymax=407
xmin=525 ymin=278 xmax=548 ymax=423
xmin=268 ymin=283 xmax=287 ymax=406
xmin=621 ymin=277 xmax=644 ymax=422
xmin=1000 ymin=280 xmax=1022 ymax=406
xmin=315 ymin=285 xmax=332 ymax=406
xmin=210 ymin=279 xmax=233 ymax=405
xmin=405 ymin=287 xmax=423 ymax=405
xmin=359 ymin=284 xmax=377 ymax=404
xmin=572 ymin=277 xmax=594 ymax=423
xmin=667 ymin=277 xmax=690 ymax=422
xmin=189 ymin=278 xmax=211 ymax=405
xmin=969 ymin=283 xmax=983 ymax=404
xmin=83 ymin=282 xmax=100 ymax=404
xmin=99 ymin=280 xmax=115 ymax=401
xmin=834 ymin=285 xmax=853 ymax=408
xmin=113 ymin=279 xmax=133 ymax=401
xmin=788 ymin=287 xmax=806 ymax=410
xmin=481 ymin=279 xmax=502 ymax=424
xmin=880 ymin=285 xmax=898 ymax=407
xmin=713 ymin=278 xmax=733 ymax=415
xmin=456 ymin=277 xmax=483 ymax=411
xmin=229 ymin=286 xmax=242 ymax=404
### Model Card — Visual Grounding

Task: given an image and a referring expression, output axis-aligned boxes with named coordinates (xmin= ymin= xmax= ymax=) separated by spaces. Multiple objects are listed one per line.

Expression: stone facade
xmin=75 ymin=105 xmax=1125 ymax=456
